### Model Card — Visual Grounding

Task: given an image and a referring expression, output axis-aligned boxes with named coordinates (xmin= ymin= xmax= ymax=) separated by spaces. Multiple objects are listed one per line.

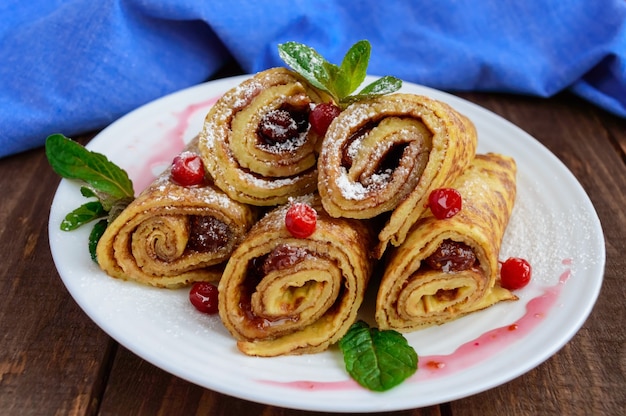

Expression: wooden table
xmin=1 ymin=64 xmax=624 ymax=415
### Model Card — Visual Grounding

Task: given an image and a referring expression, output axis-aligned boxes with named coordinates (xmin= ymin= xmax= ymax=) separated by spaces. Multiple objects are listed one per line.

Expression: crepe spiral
xmin=218 ymin=194 xmax=375 ymax=356
xmin=96 ymin=139 xmax=257 ymax=288
xmin=199 ymin=67 xmax=331 ymax=206
xmin=375 ymin=153 xmax=518 ymax=331
xmin=317 ymin=93 xmax=478 ymax=258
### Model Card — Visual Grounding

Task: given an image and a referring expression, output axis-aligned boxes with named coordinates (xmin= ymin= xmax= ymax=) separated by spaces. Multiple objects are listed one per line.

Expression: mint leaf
xmin=355 ymin=75 xmax=404 ymax=97
xmin=89 ymin=219 xmax=108 ymax=262
xmin=339 ymin=321 xmax=418 ymax=392
xmin=80 ymin=186 xmax=98 ymax=198
xmin=322 ymin=61 xmax=346 ymax=99
xmin=46 ymin=133 xmax=136 ymax=263
xmin=339 ymin=40 xmax=370 ymax=94
xmin=343 ymin=76 xmax=404 ymax=106
xmin=278 ymin=40 xmax=401 ymax=109
xmin=46 ymin=134 xmax=134 ymax=202
xmin=61 ymin=201 xmax=107 ymax=231
xmin=278 ymin=42 xmax=330 ymax=92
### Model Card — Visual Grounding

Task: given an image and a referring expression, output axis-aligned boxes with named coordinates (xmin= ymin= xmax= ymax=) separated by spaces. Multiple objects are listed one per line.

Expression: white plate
xmin=48 ymin=76 xmax=605 ymax=413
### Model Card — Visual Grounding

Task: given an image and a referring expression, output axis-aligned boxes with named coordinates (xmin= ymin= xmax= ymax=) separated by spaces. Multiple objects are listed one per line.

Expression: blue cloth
xmin=1 ymin=0 xmax=625 ymax=158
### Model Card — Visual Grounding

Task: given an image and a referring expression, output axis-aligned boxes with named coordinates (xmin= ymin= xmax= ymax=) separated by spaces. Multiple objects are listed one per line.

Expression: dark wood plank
xmin=597 ymin=105 xmax=626 ymax=162
xmin=0 ymin=143 xmax=114 ymax=415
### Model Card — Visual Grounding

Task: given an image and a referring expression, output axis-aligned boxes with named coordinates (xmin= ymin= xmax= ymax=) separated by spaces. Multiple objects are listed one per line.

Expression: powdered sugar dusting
xmin=335 ymin=170 xmax=366 ymax=200
xmin=500 ymin=171 xmax=602 ymax=287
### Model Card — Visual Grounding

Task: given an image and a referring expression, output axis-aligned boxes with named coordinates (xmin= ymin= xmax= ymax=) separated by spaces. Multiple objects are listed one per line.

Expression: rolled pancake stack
xmin=317 ymin=93 xmax=478 ymax=258
xmin=96 ymin=139 xmax=257 ymax=289
xmin=375 ymin=154 xmax=518 ymax=331
xmin=199 ymin=68 xmax=330 ymax=206
xmin=94 ymin=68 xmax=521 ymax=356
xmin=218 ymin=195 xmax=375 ymax=356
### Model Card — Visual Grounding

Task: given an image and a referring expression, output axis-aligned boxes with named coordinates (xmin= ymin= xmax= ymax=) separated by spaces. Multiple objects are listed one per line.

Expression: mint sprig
xmin=339 ymin=320 xmax=418 ymax=392
xmin=46 ymin=133 xmax=135 ymax=261
xmin=60 ymin=200 xmax=106 ymax=231
xmin=278 ymin=40 xmax=402 ymax=109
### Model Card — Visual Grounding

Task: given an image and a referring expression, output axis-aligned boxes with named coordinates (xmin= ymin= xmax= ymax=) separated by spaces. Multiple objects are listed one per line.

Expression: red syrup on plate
xmin=257 ymin=259 xmax=572 ymax=391
xmin=129 ymin=96 xmax=220 ymax=193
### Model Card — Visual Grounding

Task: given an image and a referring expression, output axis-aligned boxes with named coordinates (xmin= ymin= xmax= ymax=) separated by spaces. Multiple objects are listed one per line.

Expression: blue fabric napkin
xmin=1 ymin=0 xmax=625 ymax=158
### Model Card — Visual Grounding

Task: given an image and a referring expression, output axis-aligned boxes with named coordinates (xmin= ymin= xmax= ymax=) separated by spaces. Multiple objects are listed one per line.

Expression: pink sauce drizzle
xmin=128 ymin=96 xmax=220 ymax=193
xmin=258 ymin=259 xmax=572 ymax=391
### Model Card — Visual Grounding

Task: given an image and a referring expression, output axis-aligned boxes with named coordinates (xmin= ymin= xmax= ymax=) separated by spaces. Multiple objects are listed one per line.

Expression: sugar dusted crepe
xmin=218 ymin=194 xmax=374 ymax=356
xmin=96 ymin=138 xmax=256 ymax=289
xmin=199 ymin=68 xmax=330 ymax=206
xmin=317 ymin=93 xmax=478 ymax=258
xmin=376 ymin=153 xmax=518 ymax=331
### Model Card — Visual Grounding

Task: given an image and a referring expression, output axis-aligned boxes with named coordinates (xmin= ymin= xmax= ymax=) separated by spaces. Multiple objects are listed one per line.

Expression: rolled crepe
xmin=199 ymin=67 xmax=330 ymax=206
xmin=218 ymin=194 xmax=375 ymax=356
xmin=375 ymin=153 xmax=518 ymax=332
xmin=317 ymin=93 xmax=477 ymax=258
xmin=96 ymin=139 xmax=257 ymax=289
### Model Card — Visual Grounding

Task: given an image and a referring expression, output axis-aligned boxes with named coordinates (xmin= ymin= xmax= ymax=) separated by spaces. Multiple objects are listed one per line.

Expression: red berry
xmin=170 ymin=152 xmax=205 ymax=186
xmin=285 ymin=202 xmax=317 ymax=238
xmin=428 ymin=188 xmax=462 ymax=219
xmin=309 ymin=103 xmax=341 ymax=136
xmin=189 ymin=282 xmax=219 ymax=314
xmin=500 ymin=257 xmax=532 ymax=290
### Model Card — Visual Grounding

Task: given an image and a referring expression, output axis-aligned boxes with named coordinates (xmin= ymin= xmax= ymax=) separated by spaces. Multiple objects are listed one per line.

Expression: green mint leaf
xmin=278 ymin=42 xmax=331 ymax=92
xmin=357 ymin=75 xmax=403 ymax=96
xmin=46 ymin=133 xmax=136 ymax=260
xmin=88 ymin=219 xmax=108 ymax=262
xmin=339 ymin=321 xmax=418 ymax=392
xmin=339 ymin=40 xmax=370 ymax=95
xmin=60 ymin=201 xmax=107 ymax=231
xmin=78 ymin=185 xmax=119 ymax=212
xmin=344 ymin=76 xmax=404 ymax=105
xmin=80 ymin=186 xmax=97 ymax=198
xmin=46 ymin=134 xmax=134 ymax=201
xmin=278 ymin=40 xmax=401 ymax=109
xmin=320 ymin=61 xmax=349 ymax=103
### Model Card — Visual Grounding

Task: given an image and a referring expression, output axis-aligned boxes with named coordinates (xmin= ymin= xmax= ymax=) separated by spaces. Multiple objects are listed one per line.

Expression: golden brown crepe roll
xmin=375 ymin=153 xmax=518 ymax=331
xmin=199 ymin=68 xmax=331 ymax=206
xmin=317 ymin=93 xmax=477 ymax=258
xmin=218 ymin=194 xmax=375 ymax=356
xmin=96 ymin=139 xmax=257 ymax=289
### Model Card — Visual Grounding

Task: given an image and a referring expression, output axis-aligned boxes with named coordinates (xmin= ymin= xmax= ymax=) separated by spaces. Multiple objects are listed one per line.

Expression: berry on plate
xmin=500 ymin=257 xmax=532 ymax=290
xmin=189 ymin=282 xmax=219 ymax=314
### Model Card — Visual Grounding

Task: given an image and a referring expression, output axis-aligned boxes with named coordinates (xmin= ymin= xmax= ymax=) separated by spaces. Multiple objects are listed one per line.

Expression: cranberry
xmin=285 ymin=202 xmax=317 ymax=238
xmin=259 ymin=109 xmax=299 ymax=143
xmin=309 ymin=102 xmax=341 ymax=136
xmin=189 ymin=282 xmax=219 ymax=314
xmin=170 ymin=152 xmax=205 ymax=186
xmin=428 ymin=188 xmax=462 ymax=219
xmin=500 ymin=257 xmax=532 ymax=290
